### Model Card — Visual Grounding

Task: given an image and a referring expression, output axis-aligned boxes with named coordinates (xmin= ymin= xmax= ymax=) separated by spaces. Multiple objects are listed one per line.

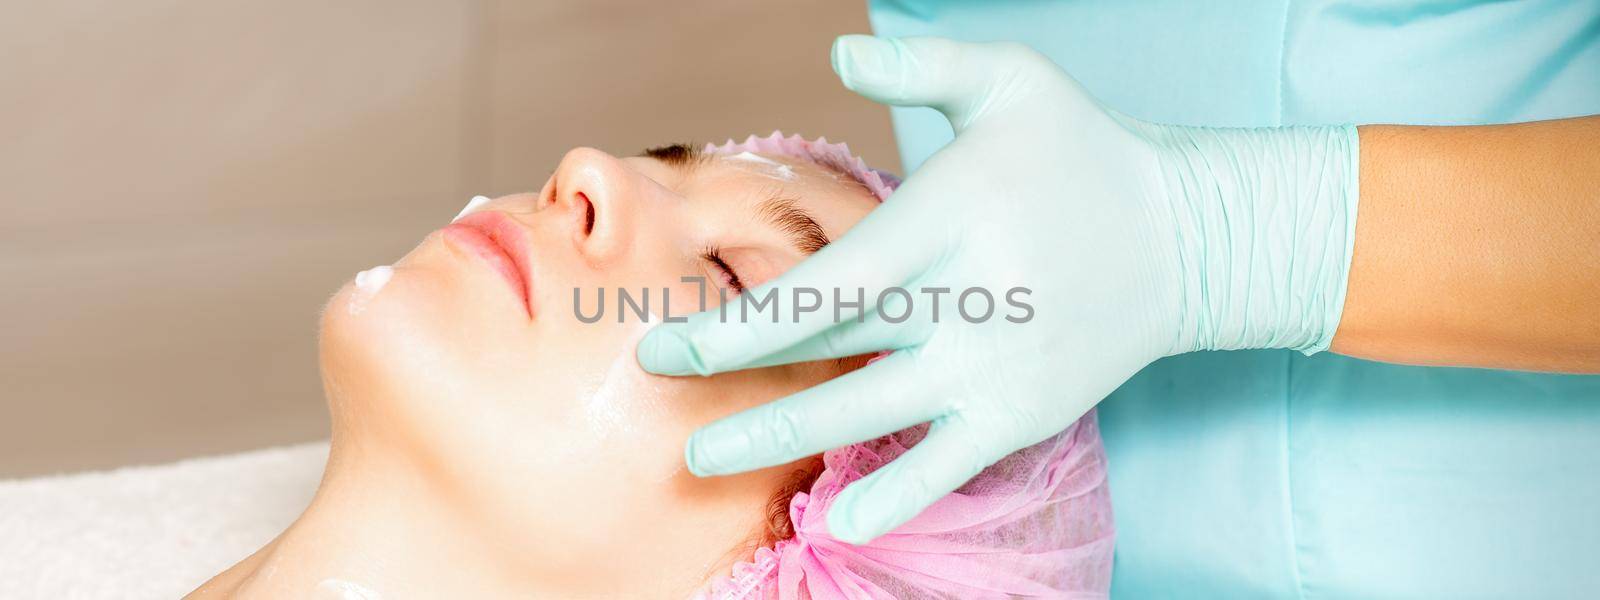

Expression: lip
xmin=442 ymin=211 xmax=534 ymax=318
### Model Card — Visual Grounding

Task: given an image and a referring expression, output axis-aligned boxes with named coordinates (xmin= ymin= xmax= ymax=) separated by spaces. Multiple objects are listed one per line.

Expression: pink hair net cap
xmin=695 ymin=416 xmax=1115 ymax=600
xmin=693 ymin=132 xmax=1116 ymax=599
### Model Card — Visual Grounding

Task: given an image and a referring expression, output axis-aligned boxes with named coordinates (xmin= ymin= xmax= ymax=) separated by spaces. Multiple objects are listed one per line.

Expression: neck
xmin=188 ymin=436 xmax=543 ymax=599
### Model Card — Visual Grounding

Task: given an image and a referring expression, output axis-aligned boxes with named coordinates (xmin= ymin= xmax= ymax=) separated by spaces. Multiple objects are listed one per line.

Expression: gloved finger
xmin=637 ymin=204 xmax=937 ymax=376
xmin=824 ymin=416 xmax=998 ymax=544
xmin=830 ymin=35 xmax=1056 ymax=132
xmin=728 ymin=292 xmax=935 ymax=370
xmin=685 ymin=352 xmax=948 ymax=476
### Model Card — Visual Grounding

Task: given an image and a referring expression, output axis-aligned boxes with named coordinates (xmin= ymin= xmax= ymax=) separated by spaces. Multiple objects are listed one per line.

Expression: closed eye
xmin=701 ymin=245 xmax=745 ymax=294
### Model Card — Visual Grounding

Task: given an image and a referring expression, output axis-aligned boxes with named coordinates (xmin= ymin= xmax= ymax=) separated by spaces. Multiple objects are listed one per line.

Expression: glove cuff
xmin=1155 ymin=123 xmax=1361 ymax=355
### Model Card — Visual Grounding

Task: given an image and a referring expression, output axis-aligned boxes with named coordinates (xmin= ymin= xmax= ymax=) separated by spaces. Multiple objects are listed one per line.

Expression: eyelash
xmin=701 ymin=246 xmax=746 ymax=294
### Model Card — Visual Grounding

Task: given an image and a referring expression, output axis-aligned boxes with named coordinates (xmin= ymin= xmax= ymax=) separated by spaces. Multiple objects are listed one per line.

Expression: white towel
xmin=0 ymin=442 xmax=328 ymax=599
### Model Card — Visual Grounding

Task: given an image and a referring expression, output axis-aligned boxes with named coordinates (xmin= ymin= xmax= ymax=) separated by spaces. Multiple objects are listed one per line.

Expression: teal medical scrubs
xmin=867 ymin=1 xmax=1600 ymax=597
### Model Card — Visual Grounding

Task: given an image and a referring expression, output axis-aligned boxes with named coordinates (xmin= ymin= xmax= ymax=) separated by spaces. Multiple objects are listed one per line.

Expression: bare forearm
xmin=1331 ymin=116 xmax=1600 ymax=372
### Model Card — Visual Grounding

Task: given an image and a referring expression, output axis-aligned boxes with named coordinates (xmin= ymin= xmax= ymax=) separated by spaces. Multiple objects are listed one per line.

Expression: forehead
xmin=624 ymin=151 xmax=879 ymax=240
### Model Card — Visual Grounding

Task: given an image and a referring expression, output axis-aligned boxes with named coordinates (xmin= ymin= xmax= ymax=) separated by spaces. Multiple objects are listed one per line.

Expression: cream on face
xmin=564 ymin=317 xmax=685 ymax=484
xmin=453 ymin=195 xmax=493 ymax=222
xmin=581 ymin=320 xmax=658 ymax=436
xmin=345 ymin=195 xmax=501 ymax=317
xmin=314 ymin=579 xmax=382 ymax=600
xmin=722 ymin=151 xmax=796 ymax=181
xmin=347 ymin=265 xmax=394 ymax=315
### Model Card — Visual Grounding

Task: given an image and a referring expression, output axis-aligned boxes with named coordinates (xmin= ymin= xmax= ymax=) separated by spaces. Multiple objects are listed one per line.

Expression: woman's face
xmin=318 ymin=144 xmax=878 ymax=593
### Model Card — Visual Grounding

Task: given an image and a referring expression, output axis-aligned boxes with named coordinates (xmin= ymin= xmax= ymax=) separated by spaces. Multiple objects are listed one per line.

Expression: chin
xmin=317 ymin=266 xmax=468 ymax=436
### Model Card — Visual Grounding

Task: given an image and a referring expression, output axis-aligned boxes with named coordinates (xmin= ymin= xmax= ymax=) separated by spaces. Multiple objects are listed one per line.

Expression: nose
xmin=543 ymin=147 xmax=639 ymax=264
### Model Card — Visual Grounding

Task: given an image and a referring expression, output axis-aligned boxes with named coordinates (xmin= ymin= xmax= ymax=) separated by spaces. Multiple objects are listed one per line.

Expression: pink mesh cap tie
xmin=692 ymin=132 xmax=1115 ymax=599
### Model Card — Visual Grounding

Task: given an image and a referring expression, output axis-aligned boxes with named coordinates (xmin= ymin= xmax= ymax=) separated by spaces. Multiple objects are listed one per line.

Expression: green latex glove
xmin=637 ymin=35 xmax=1359 ymax=544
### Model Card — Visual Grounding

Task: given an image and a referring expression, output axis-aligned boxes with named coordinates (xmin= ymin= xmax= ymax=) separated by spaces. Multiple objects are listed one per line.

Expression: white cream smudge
xmin=723 ymin=151 xmax=796 ymax=181
xmin=315 ymin=578 xmax=383 ymax=600
xmin=582 ymin=319 xmax=658 ymax=438
xmin=347 ymin=265 xmax=394 ymax=315
xmin=453 ymin=195 xmax=492 ymax=222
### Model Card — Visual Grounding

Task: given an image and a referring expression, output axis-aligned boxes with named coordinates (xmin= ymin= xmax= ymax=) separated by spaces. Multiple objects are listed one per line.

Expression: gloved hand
xmin=637 ymin=35 xmax=1359 ymax=544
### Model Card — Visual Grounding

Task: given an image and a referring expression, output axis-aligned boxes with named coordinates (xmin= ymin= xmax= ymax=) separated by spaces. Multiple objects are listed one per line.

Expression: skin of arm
xmin=1332 ymin=115 xmax=1600 ymax=373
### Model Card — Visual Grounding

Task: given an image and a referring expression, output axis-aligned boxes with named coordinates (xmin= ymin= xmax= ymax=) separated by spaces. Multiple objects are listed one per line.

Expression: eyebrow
xmin=758 ymin=195 xmax=830 ymax=255
xmin=639 ymin=143 xmax=708 ymax=172
xmin=641 ymin=143 xmax=831 ymax=255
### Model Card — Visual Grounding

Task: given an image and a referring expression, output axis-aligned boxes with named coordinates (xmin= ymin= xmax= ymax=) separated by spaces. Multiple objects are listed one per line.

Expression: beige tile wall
xmin=1 ymin=1 xmax=897 ymax=477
